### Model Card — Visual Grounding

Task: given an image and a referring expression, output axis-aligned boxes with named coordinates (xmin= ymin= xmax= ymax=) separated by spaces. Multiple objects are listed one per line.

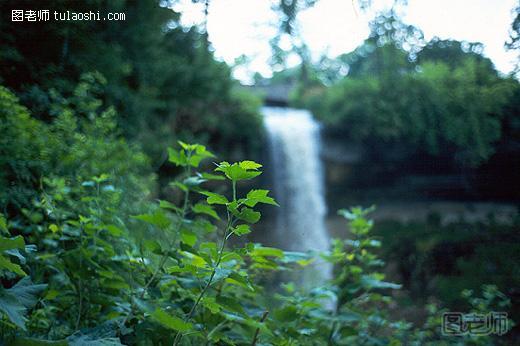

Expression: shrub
xmin=0 ymin=142 xmax=513 ymax=344
xmin=0 ymin=76 xmax=154 ymax=219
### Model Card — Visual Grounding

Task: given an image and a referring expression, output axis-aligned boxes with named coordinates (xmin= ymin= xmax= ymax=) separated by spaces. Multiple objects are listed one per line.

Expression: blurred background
xmin=1 ymin=0 xmax=519 ymax=340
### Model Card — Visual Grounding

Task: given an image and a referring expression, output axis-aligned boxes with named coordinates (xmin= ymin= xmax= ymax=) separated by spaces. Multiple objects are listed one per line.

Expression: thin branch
xmin=173 ymin=210 xmax=234 ymax=345
xmin=251 ymin=311 xmax=269 ymax=346
xmin=123 ymin=154 xmax=193 ymax=326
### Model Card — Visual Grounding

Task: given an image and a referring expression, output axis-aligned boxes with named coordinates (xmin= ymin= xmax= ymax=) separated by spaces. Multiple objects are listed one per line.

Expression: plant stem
xmin=75 ymin=279 xmax=83 ymax=330
xmin=123 ymin=160 xmax=192 ymax=326
xmin=251 ymin=311 xmax=269 ymax=346
xmin=327 ymin=296 xmax=340 ymax=345
xmin=75 ymin=226 xmax=84 ymax=330
xmin=173 ymin=214 xmax=234 ymax=346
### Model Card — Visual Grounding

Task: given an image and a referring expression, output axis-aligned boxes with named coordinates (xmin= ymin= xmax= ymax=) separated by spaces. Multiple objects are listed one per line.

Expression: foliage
xmin=373 ymin=215 xmax=520 ymax=330
xmin=293 ymin=13 xmax=518 ymax=167
xmin=506 ymin=1 xmax=520 ymax=73
xmin=323 ymin=207 xmax=405 ymax=344
xmin=1 ymin=1 xmax=517 ymax=344
xmin=406 ymin=285 xmax=514 ymax=346
xmin=0 ymin=0 xmax=263 ymax=163
xmin=0 ymin=79 xmax=154 ymax=216
xmin=411 ymin=59 xmax=514 ymax=165
xmin=3 ymin=141 xmax=511 ymax=344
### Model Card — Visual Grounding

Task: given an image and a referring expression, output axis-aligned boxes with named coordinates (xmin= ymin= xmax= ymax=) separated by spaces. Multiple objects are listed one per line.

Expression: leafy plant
xmin=0 ymin=143 xmax=514 ymax=345
xmin=0 ymin=214 xmax=47 ymax=335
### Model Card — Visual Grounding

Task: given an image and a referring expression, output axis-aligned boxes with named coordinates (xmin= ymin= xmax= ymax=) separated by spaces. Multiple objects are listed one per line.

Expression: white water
xmin=262 ymin=106 xmax=332 ymax=288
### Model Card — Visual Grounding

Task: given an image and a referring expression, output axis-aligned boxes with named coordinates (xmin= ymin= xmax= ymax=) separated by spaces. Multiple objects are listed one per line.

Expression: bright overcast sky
xmin=173 ymin=0 xmax=518 ymax=83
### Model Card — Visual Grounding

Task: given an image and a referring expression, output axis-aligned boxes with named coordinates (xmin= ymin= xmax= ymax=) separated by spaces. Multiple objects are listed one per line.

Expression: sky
xmin=172 ymin=0 xmax=519 ymax=83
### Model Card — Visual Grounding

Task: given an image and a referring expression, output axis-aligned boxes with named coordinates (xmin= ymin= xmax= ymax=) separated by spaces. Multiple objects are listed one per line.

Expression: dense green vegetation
xmin=1 ymin=0 xmax=519 ymax=344
xmin=1 ymin=140 xmax=512 ymax=344
xmin=0 ymin=76 xmax=154 ymax=214
xmin=293 ymin=12 xmax=520 ymax=169
xmin=0 ymin=0 xmax=263 ymax=164
xmin=373 ymin=215 xmax=520 ymax=322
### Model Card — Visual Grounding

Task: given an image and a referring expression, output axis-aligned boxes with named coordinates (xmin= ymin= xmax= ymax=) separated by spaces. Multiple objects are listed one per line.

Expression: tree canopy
xmin=0 ymin=0 xmax=263 ymax=163
xmin=294 ymin=12 xmax=518 ymax=167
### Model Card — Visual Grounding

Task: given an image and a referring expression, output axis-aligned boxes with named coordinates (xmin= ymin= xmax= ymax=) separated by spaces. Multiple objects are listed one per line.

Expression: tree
xmin=297 ymin=11 xmax=516 ymax=167
xmin=505 ymin=1 xmax=520 ymax=73
xmin=0 ymin=0 xmax=263 ymax=164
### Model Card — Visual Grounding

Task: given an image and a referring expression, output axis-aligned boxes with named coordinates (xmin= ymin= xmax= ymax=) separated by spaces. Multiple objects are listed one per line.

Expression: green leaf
xmin=49 ymin=224 xmax=59 ymax=233
xmin=361 ymin=275 xmax=402 ymax=290
xmin=201 ymin=297 xmax=222 ymax=314
xmin=183 ymin=176 xmax=206 ymax=187
xmin=194 ymin=219 xmax=217 ymax=233
xmin=104 ymin=225 xmax=123 ymax=237
xmin=4 ymin=247 xmax=28 ymax=265
xmin=273 ymin=306 xmax=298 ymax=322
xmin=225 ymin=272 xmax=254 ymax=291
xmin=221 ymin=251 xmax=243 ymax=263
xmin=200 ymin=172 xmax=225 ymax=181
xmin=65 ymin=319 xmax=124 ymax=345
xmin=132 ymin=211 xmax=171 ymax=230
xmin=250 ymin=246 xmax=284 ymax=258
xmin=237 ymin=208 xmax=261 ymax=224
xmin=175 ymin=142 xmax=215 ymax=167
xmin=0 ymin=277 xmax=47 ymax=330
xmin=194 ymin=144 xmax=215 ymax=157
xmin=199 ymin=191 xmax=228 ymax=205
xmin=181 ymin=251 xmax=208 ymax=268
xmin=220 ymin=311 xmax=272 ymax=336
xmin=239 ymin=161 xmax=262 ymax=170
xmin=216 ymin=296 xmax=246 ymax=314
xmin=159 ymin=200 xmax=182 ymax=213
xmin=0 ymin=236 xmax=25 ymax=252
xmin=215 ymin=161 xmax=262 ymax=181
xmin=92 ymin=173 xmax=110 ymax=183
xmin=44 ymin=289 xmax=60 ymax=300
xmin=177 ymin=141 xmax=191 ymax=150
xmin=232 ymin=224 xmax=251 ymax=236
xmin=199 ymin=242 xmax=218 ymax=258
xmin=169 ymin=181 xmax=188 ymax=193
xmin=0 ymin=214 xmax=7 ymax=234
xmin=211 ymin=267 xmax=233 ymax=285
xmin=279 ymin=251 xmax=312 ymax=264
xmin=151 ymin=308 xmax=192 ymax=332
xmin=226 ymin=201 xmax=240 ymax=217
xmin=143 ymin=240 xmax=162 ymax=254
xmin=192 ymin=203 xmax=220 ymax=220
xmin=181 ymin=230 xmax=197 ymax=247
xmin=103 ymin=280 xmax=130 ymax=290
xmin=168 ymin=147 xmax=187 ymax=166
xmin=0 ymin=254 xmax=26 ymax=276
xmin=244 ymin=189 xmax=279 ymax=207
xmin=187 ymin=145 xmax=215 ymax=167
xmin=0 ymin=236 xmax=27 ymax=276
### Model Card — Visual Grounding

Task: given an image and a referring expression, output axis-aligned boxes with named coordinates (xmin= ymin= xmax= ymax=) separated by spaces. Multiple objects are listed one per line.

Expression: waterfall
xmin=262 ymin=106 xmax=332 ymax=288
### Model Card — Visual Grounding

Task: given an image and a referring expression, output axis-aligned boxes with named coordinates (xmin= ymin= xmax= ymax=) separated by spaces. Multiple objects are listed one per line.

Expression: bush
xmin=0 ymin=142 xmax=514 ymax=344
xmin=0 ymin=76 xmax=155 ymax=218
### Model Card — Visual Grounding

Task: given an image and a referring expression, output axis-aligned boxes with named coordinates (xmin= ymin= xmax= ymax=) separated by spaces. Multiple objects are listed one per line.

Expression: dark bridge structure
xmin=245 ymin=83 xmax=292 ymax=107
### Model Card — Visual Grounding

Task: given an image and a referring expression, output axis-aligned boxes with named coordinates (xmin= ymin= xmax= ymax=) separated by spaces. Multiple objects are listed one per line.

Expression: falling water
xmin=262 ymin=106 xmax=332 ymax=288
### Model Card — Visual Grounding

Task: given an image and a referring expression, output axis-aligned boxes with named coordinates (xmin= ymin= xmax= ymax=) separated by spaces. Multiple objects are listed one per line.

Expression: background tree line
xmin=262 ymin=11 xmax=520 ymax=200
